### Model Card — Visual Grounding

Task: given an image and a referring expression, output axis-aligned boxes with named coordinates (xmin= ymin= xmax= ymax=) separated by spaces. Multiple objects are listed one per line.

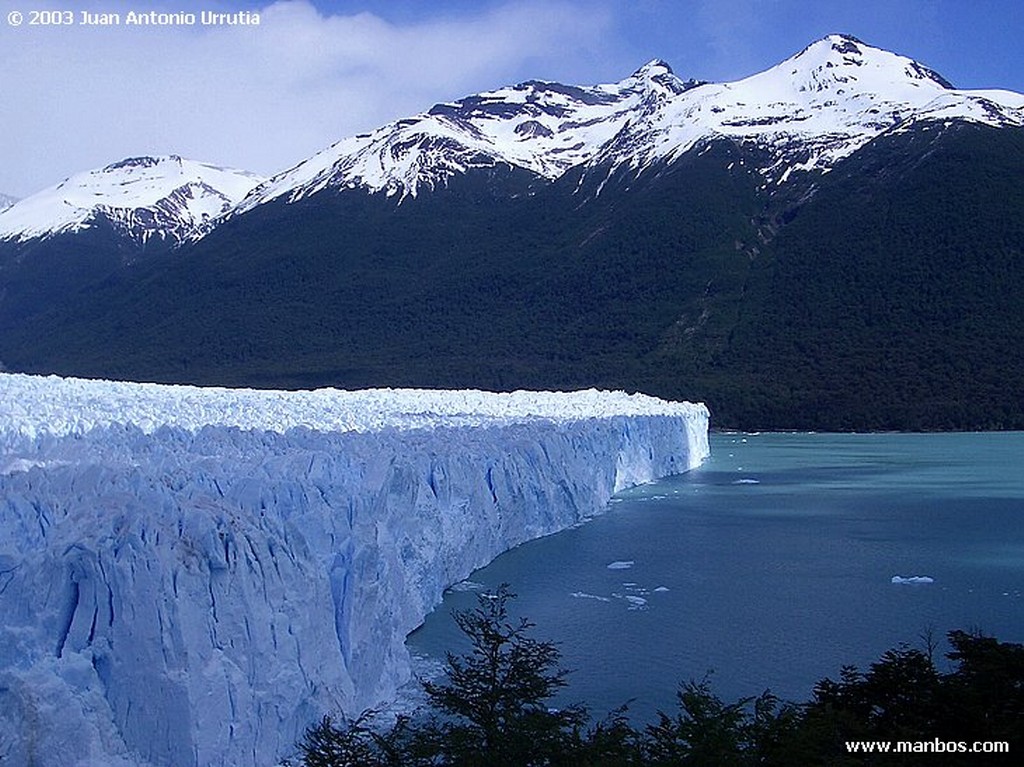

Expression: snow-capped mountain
xmin=0 ymin=193 xmax=18 ymax=212
xmin=593 ymin=34 xmax=1024 ymax=185
xmin=237 ymin=34 xmax=1023 ymax=207
xmin=235 ymin=58 xmax=702 ymax=209
xmin=0 ymin=156 xmax=263 ymax=246
xmin=7 ymin=36 xmax=1022 ymax=240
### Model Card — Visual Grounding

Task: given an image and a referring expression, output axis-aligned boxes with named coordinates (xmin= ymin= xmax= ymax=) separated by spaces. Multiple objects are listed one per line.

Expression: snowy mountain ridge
xmin=239 ymin=34 xmax=1024 ymax=206
xmin=233 ymin=57 xmax=703 ymax=210
xmin=0 ymin=193 xmax=17 ymax=213
xmin=0 ymin=156 xmax=263 ymax=246
xmin=3 ymin=35 xmax=1023 ymax=243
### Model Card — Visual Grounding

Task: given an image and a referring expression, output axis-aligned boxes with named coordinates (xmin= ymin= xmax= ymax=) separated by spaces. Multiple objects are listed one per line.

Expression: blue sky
xmin=1 ymin=0 xmax=1021 ymax=196
xmin=302 ymin=0 xmax=1024 ymax=91
xmin=210 ymin=0 xmax=1023 ymax=91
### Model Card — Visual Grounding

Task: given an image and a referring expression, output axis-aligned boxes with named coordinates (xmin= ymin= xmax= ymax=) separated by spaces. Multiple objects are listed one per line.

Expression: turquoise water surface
xmin=406 ymin=432 xmax=1024 ymax=722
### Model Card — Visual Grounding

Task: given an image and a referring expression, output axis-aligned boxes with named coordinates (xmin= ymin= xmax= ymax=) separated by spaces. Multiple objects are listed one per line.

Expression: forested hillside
xmin=2 ymin=124 xmax=1022 ymax=430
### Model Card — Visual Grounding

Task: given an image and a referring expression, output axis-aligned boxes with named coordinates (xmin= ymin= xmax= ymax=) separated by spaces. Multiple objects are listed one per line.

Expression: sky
xmin=1 ymin=0 xmax=1022 ymax=198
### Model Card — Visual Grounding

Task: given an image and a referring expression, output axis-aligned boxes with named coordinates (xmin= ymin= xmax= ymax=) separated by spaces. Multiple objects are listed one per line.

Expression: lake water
xmin=405 ymin=432 xmax=1024 ymax=722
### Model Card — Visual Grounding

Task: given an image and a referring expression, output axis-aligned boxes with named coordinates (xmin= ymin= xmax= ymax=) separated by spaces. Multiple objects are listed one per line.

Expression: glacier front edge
xmin=0 ymin=374 xmax=709 ymax=767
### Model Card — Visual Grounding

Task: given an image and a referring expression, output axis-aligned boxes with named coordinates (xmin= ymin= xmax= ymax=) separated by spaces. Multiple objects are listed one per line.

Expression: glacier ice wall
xmin=0 ymin=374 xmax=709 ymax=766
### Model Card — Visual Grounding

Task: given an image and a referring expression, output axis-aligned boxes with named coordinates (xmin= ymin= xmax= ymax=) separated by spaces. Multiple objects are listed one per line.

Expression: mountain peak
xmin=0 ymin=156 xmax=263 ymax=245
xmin=632 ymin=58 xmax=674 ymax=78
xmin=824 ymin=33 xmax=866 ymax=52
xmin=789 ymin=33 xmax=955 ymax=90
xmin=102 ymin=155 xmax=183 ymax=173
xmin=624 ymin=58 xmax=701 ymax=99
xmin=588 ymin=32 xmax=1022 ymax=187
xmin=796 ymin=33 xmax=869 ymax=60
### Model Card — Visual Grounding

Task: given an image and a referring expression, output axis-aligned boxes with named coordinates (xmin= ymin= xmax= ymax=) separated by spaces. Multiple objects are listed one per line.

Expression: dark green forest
xmin=2 ymin=123 xmax=1023 ymax=431
xmin=287 ymin=586 xmax=1024 ymax=766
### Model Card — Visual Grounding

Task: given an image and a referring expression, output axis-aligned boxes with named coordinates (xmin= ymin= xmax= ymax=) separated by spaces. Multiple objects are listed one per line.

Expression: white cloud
xmin=0 ymin=0 xmax=612 ymax=196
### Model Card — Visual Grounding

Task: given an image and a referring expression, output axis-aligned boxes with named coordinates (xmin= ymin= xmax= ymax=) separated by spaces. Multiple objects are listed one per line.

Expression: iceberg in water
xmin=0 ymin=373 xmax=709 ymax=767
xmin=891 ymin=575 xmax=935 ymax=585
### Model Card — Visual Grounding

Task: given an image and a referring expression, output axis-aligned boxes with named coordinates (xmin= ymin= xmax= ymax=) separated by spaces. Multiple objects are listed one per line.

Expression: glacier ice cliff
xmin=0 ymin=374 xmax=709 ymax=766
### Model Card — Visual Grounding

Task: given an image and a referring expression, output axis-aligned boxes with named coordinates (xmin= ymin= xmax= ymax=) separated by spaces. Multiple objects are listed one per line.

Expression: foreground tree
xmin=417 ymin=583 xmax=588 ymax=766
xmin=940 ymin=629 xmax=1024 ymax=746
xmin=800 ymin=630 xmax=1024 ymax=764
xmin=290 ymin=711 xmax=415 ymax=767
xmin=645 ymin=680 xmax=806 ymax=766
xmin=290 ymin=596 xmax=1024 ymax=766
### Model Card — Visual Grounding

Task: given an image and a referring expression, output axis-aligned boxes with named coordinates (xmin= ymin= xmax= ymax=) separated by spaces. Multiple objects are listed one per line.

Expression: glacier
xmin=0 ymin=373 xmax=709 ymax=767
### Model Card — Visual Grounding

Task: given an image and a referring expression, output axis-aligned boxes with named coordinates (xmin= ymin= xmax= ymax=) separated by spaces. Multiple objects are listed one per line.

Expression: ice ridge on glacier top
xmin=0 ymin=372 xmax=706 ymax=440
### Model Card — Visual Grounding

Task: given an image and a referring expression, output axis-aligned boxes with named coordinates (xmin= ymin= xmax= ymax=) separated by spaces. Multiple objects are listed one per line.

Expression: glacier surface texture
xmin=0 ymin=373 xmax=709 ymax=766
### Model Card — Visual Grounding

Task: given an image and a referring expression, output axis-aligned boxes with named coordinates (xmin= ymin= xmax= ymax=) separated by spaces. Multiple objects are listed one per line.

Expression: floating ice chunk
xmin=447 ymin=580 xmax=484 ymax=593
xmin=570 ymin=592 xmax=612 ymax=602
xmin=607 ymin=560 xmax=635 ymax=570
xmin=732 ymin=478 xmax=760 ymax=484
xmin=891 ymin=575 xmax=935 ymax=585
xmin=653 ymin=586 xmax=670 ymax=593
